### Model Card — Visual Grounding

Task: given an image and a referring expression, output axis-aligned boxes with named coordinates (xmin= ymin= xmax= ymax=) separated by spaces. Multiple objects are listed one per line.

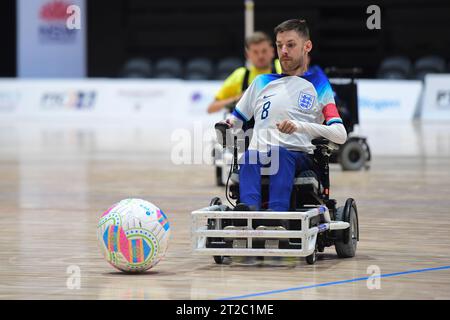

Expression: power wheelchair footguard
xmin=193 ymin=123 xmax=360 ymax=265
xmin=191 ymin=205 xmax=350 ymax=260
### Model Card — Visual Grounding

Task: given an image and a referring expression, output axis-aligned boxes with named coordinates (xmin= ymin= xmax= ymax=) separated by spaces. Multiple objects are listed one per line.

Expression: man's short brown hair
xmin=245 ymin=31 xmax=273 ymax=49
xmin=274 ymin=19 xmax=310 ymax=39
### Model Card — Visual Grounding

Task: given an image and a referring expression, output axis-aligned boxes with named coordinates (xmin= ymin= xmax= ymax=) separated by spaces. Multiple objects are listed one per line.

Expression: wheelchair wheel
xmin=363 ymin=140 xmax=371 ymax=170
xmin=209 ymin=197 xmax=222 ymax=206
xmin=339 ymin=139 xmax=366 ymax=171
xmin=213 ymin=256 xmax=224 ymax=264
xmin=305 ymin=250 xmax=317 ymax=265
xmin=215 ymin=166 xmax=224 ymax=186
xmin=335 ymin=198 xmax=359 ymax=258
xmin=212 ymin=146 xmax=225 ymax=186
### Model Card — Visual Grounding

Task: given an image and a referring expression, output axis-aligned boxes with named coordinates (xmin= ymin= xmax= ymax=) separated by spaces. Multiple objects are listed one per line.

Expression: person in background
xmin=207 ymin=31 xmax=281 ymax=115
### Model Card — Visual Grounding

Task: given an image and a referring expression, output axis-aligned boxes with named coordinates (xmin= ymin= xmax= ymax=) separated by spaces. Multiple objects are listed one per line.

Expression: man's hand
xmin=276 ymin=120 xmax=297 ymax=134
xmin=222 ymin=118 xmax=233 ymax=128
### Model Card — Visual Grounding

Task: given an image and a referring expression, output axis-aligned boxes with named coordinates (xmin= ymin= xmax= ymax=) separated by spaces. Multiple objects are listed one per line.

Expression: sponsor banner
xmin=17 ymin=0 xmax=86 ymax=77
xmin=101 ymin=80 xmax=180 ymax=120
xmin=1 ymin=79 xmax=424 ymax=125
xmin=0 ymin=79 xmax=220 ymax=124
xmin=0 ymin=79 xmax=103 ymax=116
xmin=421 ymin=74 xmax=450 ymax=121
xmin=356 ymin=80 xmax=422 ymax=122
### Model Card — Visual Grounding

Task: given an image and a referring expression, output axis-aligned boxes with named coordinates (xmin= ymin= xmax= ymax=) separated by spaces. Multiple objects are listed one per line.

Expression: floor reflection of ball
xmin=97 ymin=198 xmax=170 ymax=273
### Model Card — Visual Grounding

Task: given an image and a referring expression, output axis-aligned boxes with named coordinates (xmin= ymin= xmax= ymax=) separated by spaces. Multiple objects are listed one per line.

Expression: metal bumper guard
xmin=191 ymin=205 xmax=350 ymax=257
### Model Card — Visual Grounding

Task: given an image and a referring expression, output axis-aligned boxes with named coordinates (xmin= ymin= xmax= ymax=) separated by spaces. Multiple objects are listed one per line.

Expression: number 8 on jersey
xmin=261 ymin=101 xmax=271 ymax=120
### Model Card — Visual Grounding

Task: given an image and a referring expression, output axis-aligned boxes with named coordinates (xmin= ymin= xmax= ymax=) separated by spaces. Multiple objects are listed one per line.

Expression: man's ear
xmin=304 ymin=40 xmax=313 ymax=54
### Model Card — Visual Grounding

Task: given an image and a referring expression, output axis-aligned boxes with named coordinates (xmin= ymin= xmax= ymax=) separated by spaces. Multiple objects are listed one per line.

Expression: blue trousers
xmin=239 ymin=146 xmax=312 ymax=211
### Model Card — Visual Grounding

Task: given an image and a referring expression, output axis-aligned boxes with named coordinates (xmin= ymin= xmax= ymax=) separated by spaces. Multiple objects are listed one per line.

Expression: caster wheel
xmin=210 ymin=197 xmax=222 ymax=206
xmin=213 ymin=256 xmax=224 ymax=264
xmin=215 ymin=167 xmax=225 ymax=186
xmin=305 ymin=250 xmax=317 ymax=265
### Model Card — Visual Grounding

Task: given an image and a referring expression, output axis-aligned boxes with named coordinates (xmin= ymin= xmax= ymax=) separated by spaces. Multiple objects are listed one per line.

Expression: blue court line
xmin=218 ymin=264 xmax=450 ymax=300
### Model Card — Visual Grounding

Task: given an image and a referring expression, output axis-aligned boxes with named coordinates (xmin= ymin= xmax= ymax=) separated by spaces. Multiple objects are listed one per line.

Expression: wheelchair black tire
xmin=305 ymin=250 xmax=317 ymax=265
xmin=339 ymin=139 xmax=366 ymax=171
xmin=335 ymin=199 xmax=358 ymax=258
xmin=216 ymin=167 xmax=224 ymax=186
xmin=213 ymin=256 xmax=224 ymax=264
xmin=209 ymin=197 xmax=222 ymax=206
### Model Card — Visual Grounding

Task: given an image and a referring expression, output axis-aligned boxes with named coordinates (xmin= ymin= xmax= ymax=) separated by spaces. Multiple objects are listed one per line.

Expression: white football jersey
xmin=233 ymin=69 xmax=342 ymax=153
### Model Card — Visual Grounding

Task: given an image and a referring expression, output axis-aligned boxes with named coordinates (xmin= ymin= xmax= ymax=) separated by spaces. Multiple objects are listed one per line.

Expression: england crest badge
xmin=298 ymin=92 xmax=315 ymax=111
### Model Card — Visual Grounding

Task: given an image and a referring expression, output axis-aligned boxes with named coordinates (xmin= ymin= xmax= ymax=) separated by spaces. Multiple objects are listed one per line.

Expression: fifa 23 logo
xmin=66 ymin=5 xmax=81 ymax=30
xmin=366 ymin=5 xmax=381 ymax=30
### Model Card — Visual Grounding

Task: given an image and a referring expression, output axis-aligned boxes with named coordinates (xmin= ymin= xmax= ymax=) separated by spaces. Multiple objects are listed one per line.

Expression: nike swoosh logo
xmin=263 ymin=94 xmax=276 ymax=99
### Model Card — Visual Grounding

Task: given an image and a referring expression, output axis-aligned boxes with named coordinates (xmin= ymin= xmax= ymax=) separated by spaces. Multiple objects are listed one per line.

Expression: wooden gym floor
xmin=0 ymin=121 xmax=449 ymax=299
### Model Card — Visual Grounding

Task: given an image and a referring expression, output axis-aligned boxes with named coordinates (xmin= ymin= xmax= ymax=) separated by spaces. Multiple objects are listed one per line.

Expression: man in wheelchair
xmin=195 ymin=19 xmax=358 ymax=265
xmin=218 ymin=19 xmax=347 ymax=215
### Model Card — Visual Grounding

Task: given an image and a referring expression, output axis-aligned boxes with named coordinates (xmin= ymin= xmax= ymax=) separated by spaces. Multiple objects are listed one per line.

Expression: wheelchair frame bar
xmin=192 ymin=205 xmax=326 ymax=220
xmin=191 ymin=205 xmax=348 ymax=257
xmin=194 ymin=248 xmax=313 ymax=257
